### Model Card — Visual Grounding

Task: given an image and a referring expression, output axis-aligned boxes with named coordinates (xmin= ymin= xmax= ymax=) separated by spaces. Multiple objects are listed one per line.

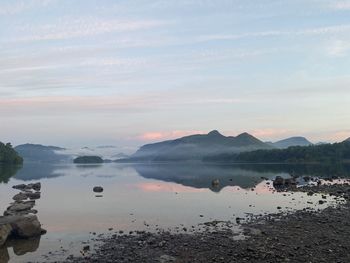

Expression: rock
xmin=211 ymin=179 xmax=220 ymax=187
xmin=7 ymin=201 xmax=35 ymax=213
xmin=26 ymin=192 xmax=41 ymax=200
xmin=93 ymin=186 xmax=104 ymax=193
xmin=0 ymin=224 xmax=12 ymax=246
xmin=158 ymin=255 xmax=177 ymax=263
xmin=285 ymin=178 xmax=297 ymax=186
xmin=10 ymin=215 xmax=43 ymax=238
xmin=13 ymin=192 xmax=28 ymax=201
xmin=273 ymin=176 xmax=284 ymax=187
xmin=83 ymin=245 xmax=90 ymax=251
xmin=12 ymin=184 xmax=26 ymax=190
xmin=32 ymin=183 xmax=41 ymax=191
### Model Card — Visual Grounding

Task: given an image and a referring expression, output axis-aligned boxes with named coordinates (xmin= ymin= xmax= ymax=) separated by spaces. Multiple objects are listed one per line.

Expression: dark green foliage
xmin=0 ymin=165 xmax=21 ymax=183
xmin=74 ymin=156 xmax=104 ymax=164
xmin=0 ymin=142 xmax=23 ymax=164
xmin=204 ymin=142 xmax=350 ymax=164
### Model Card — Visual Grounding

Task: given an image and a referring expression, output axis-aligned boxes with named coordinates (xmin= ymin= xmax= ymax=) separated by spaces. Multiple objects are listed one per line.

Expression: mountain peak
xmin=236 ymin=132 xmax=253 ymax=138
xmin=207 ymin=130 xmax=222 ymax=136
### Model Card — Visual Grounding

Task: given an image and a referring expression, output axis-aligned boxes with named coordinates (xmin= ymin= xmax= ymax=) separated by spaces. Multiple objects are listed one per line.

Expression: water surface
xmin=0 ymin=162 xmax=347 ymax=262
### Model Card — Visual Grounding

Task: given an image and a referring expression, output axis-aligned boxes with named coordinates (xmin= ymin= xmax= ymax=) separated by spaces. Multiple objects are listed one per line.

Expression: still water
xmin=0 ymin=162 xmax=348 ymax=262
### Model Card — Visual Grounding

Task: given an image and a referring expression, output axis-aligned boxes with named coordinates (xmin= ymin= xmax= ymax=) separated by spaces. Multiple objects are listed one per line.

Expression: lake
xmin=0 ymin=162 xmax=348 ymax=262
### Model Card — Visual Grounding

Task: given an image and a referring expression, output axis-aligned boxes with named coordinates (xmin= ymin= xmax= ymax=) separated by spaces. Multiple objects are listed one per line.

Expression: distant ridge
xmin=128 ymin=130 xmax=272 ymax=161
xmin=15 ymin=143 xmax=69 ymax=163
xmin=344 ymin=138 xmax=350 ymax=142
xmin=273 ymin=137 xmax=313 ymax=149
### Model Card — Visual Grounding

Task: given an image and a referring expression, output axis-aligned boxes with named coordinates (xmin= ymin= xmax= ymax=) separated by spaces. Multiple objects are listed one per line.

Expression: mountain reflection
xmin=132 ymin=163 xmax=275 ymax=192
xmin=13 ymin=163 xmax=64 ymax=181
xmin=2 ymin=162 xmax=350 ymax=192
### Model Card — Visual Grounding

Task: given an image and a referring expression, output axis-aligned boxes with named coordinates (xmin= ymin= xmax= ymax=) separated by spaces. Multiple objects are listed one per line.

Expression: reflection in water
xmin=0 ymin=165 xmax=21 ymax=184
xmin=239 ymin=163 xmax=350 ymax=178
xmin=0 ymin=237 xmax=41 ymax=263
xmin=12 ymin=163 xmax=64 ymax=181
xmin=132 ymin=163 xmax=272 ymax=192
xmin=8 ymin=236 xmax=41 ymax=256
xmin=3 ymin=162 xmax=350 ymax=188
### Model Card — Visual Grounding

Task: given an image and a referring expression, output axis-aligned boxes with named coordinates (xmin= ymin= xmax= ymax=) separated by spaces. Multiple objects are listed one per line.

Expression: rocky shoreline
xmin=0 ymin=182 xmax=46 ymax=262
xmin=59 ymin=181 xmax=350 ymax=263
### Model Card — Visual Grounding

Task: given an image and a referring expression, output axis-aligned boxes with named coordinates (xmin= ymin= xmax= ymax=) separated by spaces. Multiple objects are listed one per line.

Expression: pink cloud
xmin=139 ymin=130 xmax=205 ymax=141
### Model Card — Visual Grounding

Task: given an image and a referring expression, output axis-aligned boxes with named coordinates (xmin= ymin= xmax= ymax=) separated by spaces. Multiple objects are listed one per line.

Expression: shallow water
xmin=0 ymin=162 xmax=346 ymax=262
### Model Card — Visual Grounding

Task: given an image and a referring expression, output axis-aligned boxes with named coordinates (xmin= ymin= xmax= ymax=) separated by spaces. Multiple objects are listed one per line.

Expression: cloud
xmin=138 ymin=130 xmax=206 ymax=141
xmin=326 ymin=40 xmax=350 ymax=57
xmin=0 ymin=0 xmax=54 ymax=15
xmin=330 ymin=1 xmax=350 ymax=10
xmin=14 ymin=17 xmax=167 ymax=42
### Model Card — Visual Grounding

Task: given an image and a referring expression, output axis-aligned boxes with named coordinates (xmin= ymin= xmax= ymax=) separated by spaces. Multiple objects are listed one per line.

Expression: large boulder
xmin=10 ymin=215 xmax=43 ymax=238
xmin=0 ymin=224 xmax=12 ymax=246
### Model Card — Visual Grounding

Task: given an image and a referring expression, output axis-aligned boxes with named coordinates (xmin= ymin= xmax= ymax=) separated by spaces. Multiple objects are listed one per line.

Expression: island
xmin=73 ymin=156 xmax=104 ymax=164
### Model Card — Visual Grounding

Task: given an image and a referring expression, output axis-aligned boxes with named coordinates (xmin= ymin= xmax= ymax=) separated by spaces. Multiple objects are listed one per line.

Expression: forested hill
xmin=0 ymin=142 xmax=23 ymax=164
xmin=204 ymin=141 xmax=350 ymax=163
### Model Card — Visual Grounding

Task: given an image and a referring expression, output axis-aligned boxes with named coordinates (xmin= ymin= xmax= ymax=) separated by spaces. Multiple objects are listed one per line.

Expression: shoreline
xmin=55 ymin=182 xmax=350 ymax=263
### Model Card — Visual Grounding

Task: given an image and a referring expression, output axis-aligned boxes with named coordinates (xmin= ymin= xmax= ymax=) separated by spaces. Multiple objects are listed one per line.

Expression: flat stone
xmin=13 ymin=193 xmax=29 ymax=201
xmin=7 ymin=202 xmax=35 ymax=213
xmin=12 ymin=184 xmax=26 ymax=190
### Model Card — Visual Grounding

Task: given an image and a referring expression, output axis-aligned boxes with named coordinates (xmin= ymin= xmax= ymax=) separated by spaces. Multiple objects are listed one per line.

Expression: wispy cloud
xmin=0 ymin=0 xmax=54 ymax=15
xmin=14 ymin=17 xmax=168 ymax=42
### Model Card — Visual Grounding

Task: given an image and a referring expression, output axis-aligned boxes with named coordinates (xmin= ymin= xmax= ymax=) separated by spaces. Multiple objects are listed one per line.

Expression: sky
xmin=1 ymin=0 xmax=350 ymax=151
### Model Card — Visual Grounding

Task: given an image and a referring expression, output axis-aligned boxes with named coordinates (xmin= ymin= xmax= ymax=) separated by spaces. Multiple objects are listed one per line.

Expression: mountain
xmin=344 ymin=138 xmax=350 ymax=142
xmin=14 ymin=144 xmax=70 ymax=163
xmin=0 ymin=142 xmax=23 ymax=164
xmin=129 ymin=130 xmax=271 ymax=161
xmin=273 ymin=137 xmax=313 ymax=149
xmin=231 ymin=141 xmax=350 ymax=163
